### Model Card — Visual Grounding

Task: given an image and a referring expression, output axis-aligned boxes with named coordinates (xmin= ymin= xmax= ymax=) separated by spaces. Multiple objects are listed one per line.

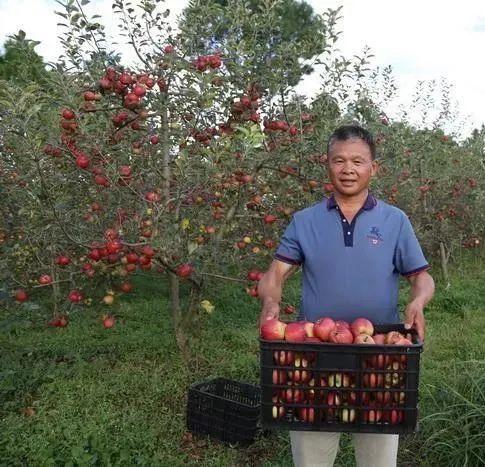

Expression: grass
xmin=1 ymin=257 xmax=484 ymax=466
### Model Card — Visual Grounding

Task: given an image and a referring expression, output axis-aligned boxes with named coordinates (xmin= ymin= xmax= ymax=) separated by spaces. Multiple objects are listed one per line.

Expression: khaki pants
xmin=290 ymin=431 xmax=399 ymax=467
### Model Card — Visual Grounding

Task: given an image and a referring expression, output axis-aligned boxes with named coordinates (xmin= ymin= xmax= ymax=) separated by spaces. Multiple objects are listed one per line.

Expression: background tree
xmin=0 ymin=30 xmax=49 ymax=85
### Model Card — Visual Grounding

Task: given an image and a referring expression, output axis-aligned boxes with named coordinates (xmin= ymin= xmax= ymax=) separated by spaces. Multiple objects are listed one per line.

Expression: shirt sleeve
xmin=393 ymin=214 xmax=430 ymax=276
xmin=274 ymin=216 xmax=304 ymax=266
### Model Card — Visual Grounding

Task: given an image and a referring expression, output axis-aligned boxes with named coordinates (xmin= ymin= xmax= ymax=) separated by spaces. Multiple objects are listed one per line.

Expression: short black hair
xmin=327 ymin=124 xmax=376 ymax=160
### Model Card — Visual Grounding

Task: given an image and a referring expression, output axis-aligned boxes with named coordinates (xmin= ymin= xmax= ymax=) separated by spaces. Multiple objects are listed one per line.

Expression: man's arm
xmin=404 ymin=270 xmax=435 ymax=342
xmin=258 ymin=259 xmax=299 ymax=327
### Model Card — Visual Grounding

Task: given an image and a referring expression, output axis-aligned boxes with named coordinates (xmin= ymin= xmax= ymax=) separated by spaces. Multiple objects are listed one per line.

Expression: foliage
xmin=0 ymin=30 xmax=49 ymax=85
xmin=0 ymin=0 xmax=484 ymax=347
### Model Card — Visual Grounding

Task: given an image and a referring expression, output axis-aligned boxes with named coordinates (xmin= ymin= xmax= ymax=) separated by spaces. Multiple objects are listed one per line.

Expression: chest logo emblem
xmin=367 ymin=226 xmax=383 ymax=245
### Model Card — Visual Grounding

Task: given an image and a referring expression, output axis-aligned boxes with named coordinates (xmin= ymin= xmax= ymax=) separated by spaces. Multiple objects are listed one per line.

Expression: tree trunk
xmin=169 ymin=272 xmax=191 ymax=362
xmin=439 ymin=241 xmax=450 ymax=289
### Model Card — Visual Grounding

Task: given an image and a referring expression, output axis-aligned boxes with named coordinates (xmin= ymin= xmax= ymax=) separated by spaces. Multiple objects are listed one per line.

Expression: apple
xmin=395 ymin=337 xmax=413 ymax=346
xmin=326 ymin=392 xmax=341 ymax=417
xmin=280 ymin=386 xmax=303 ymax=403
xmin=372 ymin=333 xmax=386 ymax=345
xmin=314 ymin=317 xmax=336 ymax=342
xmin=354 ymin=334 xmax=375 ymax=344
xmin=272 ymin=403 xmax=286 ymax=419
xmin=272 ymin=369 xmax=287 ymax=385
xmin=301 ymin=321 xmax=314 ymax=337
xmin=285 ymin=322 xmax=307 ymax=342
xmin=329 ymin=328 xmax=353 ymax=344
xmin=375 ymin=391 xmax=392 ymax=405
xmin=261 ymin=319 xmax=286 ymax=340
xmin=175 ymin=263 xmax=194 ymax=278
xmin=370 ymin=354 xmax=389 ymax=369
xmin=273 ymin=350 xmax=294 ymax=366
xmin=386 ymin=331 xmax=404 ymax=344
xmin=328 ymin=373 xmax=351 ymax=388
xmin=335 ymin=320 xmax=350 ymax=330
xmin=119 ymin=282 xmax=133 ymax=293
xmin=14 ymin=289 xmax=28 ymax=302
xmin=48 ymin=315 xmax=69 ymax=328
xmin=386 ymin=408 xmax=403 ymax=425
xmin=68 ymin=289 xmax=83 ymax=303
xmin=351 ymin=318 xmax=374 ymax=337
xmin=288 ymin=368 xmax=311 ymax=383
xmin=283 ymin=305 xmax=296 ymax=314
xmin=340 ymin=408 xmax=356 ymax=423
xmin=393 ymin=391 xmax=406 ymax=405
xmin=298 ymin=406 xmax=315 ymax=423
xmin=247 ymin=270 xmax=262 ymax=281
xmin=263 ymin=214 xmax=277 ymax=224
xmin=56 ymin=255 xmax=71 ymax=266
xmin=38 ymin=274 xmax=53 ymax=285
xmin=366 ymin=406 xmax=382 ymax=423
xmin=62 ymin=108 xmax=75 ymax=120
xmin=103 ymin=315 xmax=115 ymax=328
xmin=363 ymin=373 xmax=384 ymax=388
xmin=103 ymin=295 xmax=114 ymax=305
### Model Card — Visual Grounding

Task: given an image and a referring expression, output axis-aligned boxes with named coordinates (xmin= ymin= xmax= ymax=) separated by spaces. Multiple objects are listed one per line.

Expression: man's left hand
xmin=404 ymin=299 xmax=425 ymax=342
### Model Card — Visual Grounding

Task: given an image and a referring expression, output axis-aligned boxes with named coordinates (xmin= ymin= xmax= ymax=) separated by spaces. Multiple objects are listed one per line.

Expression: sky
xmin=1 ymin=0 xmax=484 ymax=136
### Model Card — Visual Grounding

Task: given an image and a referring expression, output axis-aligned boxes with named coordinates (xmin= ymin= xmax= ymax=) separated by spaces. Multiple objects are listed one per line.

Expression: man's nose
xmin=342 ymin=162 xmax=355 ymax=173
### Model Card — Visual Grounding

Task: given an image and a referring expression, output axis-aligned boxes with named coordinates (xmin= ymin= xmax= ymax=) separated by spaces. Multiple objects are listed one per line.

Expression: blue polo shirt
xmin=275 ymin=193 xmax=430 ymax=324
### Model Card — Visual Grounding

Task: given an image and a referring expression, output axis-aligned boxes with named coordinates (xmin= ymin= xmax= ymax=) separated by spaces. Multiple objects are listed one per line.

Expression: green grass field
xmin=1 ymin=256 xmax=484 ymax=466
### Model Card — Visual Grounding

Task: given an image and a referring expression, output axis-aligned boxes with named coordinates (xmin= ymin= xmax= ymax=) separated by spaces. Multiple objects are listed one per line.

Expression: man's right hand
xmin=259 ymin=299 xmax=280 ymax=329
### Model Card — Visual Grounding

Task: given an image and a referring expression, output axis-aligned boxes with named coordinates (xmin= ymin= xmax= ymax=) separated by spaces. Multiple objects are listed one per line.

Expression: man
xmin=258 ymin=124 xmax=435 ymax=467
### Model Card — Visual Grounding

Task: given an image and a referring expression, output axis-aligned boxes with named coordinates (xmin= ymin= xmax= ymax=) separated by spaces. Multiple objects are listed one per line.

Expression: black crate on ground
xmin=186 ymin=377 xmax=261 ymax=445
xmin=260 ymin=324 xmax=423 ymax=434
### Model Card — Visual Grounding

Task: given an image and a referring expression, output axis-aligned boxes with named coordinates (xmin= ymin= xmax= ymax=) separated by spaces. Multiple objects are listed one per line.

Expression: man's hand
xmin=259 ymin=299 xmax=280 ymax=330
xmin=404 ymin=299 xmax=425 ymax=342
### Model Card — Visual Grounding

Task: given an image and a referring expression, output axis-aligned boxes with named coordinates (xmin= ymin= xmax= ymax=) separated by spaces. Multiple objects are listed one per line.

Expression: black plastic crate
xmin=186 ymin=377 xmax=261 ymax=445
xmin=260 ymin=324 xmax=423 ymax=434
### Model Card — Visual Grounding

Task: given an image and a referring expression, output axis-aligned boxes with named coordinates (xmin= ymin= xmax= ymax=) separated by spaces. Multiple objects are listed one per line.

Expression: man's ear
xmin=371 ymin=160 xmax=379 ymax=177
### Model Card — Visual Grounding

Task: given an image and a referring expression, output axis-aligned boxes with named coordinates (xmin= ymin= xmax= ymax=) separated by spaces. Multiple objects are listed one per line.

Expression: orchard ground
xmin=1 ymin=252 xmax=484 ymax=466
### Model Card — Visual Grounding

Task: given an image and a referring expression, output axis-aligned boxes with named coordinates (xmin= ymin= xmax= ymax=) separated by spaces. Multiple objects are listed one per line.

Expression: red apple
xmin=261 ymin=319 xmax=286 ymax=340
xmin=351 ymin=318 xmax=374 ymax=337
xmin=301 ymin=321 xmax=314 ymax=338
xmin=280 ymin=386 xmax=303 ymax=403
xmin=175 ymin=263 xmax=194 ymax=278
xmin=285 ymin=322 xmax=307 ymax=342
xmin=103 ymin=315 xmax=115 ymax=329
xmin=14 ymin=289 xmax=29 ymax=302
xmin=373 ymin=333 xmax=386 ymax=345
xmin=273 ymin=350 xmax=294 ymax=366
xmin=314 ymin=317 xmax=336 ymax=342
xmin=272 ymin=369 xmax=287 ymax=385
xmin=38 ymin=274 xmax=53 ymax=285
xmin=354 ymin=334 xmax=375 ymax=344
xmin=56 ymin=255 xmax=71 ymax=266
xmin=298 ymin=406 xmax=315 ymax=423
xmin=283 ymin=305 xmax=296 ymax=314
xmin=329 ymin=328 xmax=353 ymax=344
xmin=335 ymin=320 xmax=350 ymax=330
xmin=395 ymin=337 xmax=413 ymax=346
xmin=386 ymin=331 xmax=404 ymax=344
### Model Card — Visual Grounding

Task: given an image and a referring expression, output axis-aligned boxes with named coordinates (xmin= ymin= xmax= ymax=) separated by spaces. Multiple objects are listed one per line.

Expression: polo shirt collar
xmin=327 ymin=192 xmax=377 ymax=211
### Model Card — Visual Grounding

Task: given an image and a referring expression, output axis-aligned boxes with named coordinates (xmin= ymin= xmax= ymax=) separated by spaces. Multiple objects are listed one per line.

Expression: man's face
xmin=326 ymin=138 xmax=377 ymax=197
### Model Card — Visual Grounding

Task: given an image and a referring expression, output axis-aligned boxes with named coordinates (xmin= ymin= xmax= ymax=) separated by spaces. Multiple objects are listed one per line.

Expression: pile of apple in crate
xmin=259 ymin=317 xmax=422 ymax=434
